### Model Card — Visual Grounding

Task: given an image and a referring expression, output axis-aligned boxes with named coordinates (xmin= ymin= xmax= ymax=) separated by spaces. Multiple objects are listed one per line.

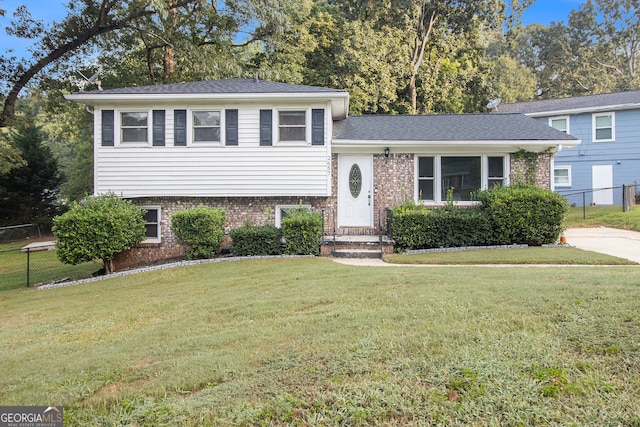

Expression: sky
xmin=0 ymin=0 xmax=585 ymax=61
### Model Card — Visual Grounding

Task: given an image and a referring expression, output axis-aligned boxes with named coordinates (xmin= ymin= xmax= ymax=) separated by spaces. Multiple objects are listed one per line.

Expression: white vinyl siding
xmin=95 ymin=146 xmax=331 ymax=197
xmin=95 ymin=103 xmax=332 ymax=196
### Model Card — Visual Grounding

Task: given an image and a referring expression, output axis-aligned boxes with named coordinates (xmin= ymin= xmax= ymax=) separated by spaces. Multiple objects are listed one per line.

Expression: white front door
xmin=338 ymin=155 xmax=373 ymax=227
xmin=592 ymin=165 xmax=613 ymax=205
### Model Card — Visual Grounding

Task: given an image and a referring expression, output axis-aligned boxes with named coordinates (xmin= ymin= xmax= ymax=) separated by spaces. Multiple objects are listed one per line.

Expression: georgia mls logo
xmin=0 ymin=406 xmax=63 ymax=427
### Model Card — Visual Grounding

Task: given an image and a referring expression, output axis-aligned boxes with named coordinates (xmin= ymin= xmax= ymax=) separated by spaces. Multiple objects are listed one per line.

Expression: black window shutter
xmin=225 ymin=109 xmax=238 ymax=146
xmin=174 ymin=109 xmax=186 ymax=146
xmin=152 ymin=110 xmax=165 ymax=146
xmin=312 ymin=109 xmax=325 ymax=146
xmin=101 ymin=110 xmax=114 ymax=146
xmin=260 ymin=109 xmax=272 ymax=146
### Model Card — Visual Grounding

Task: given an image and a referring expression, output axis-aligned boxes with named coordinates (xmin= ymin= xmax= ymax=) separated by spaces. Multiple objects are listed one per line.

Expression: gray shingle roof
xmin=87 ymin=78 xmax=345 ymax=95
xmin=498 ymin=90 xmax=640 ymax=114
xmin=333 ymin=114 xmax=577 ymax=141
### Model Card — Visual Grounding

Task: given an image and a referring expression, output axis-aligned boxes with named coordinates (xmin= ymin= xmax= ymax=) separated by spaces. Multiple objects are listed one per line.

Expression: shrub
xmin=230 ymin=224 xmax=283 ymax=256
xmin=391 ymin=202 xmax=494 ymax=251
xmin=53 ymin=193 xmax=146 ymax=274
xmin=281 ymin=208 xmax=322 ymax=255
xmin=171 ymin=206 xmax=226 ymax=260
xmin=477 ymin=184 xmax=568 ymax=246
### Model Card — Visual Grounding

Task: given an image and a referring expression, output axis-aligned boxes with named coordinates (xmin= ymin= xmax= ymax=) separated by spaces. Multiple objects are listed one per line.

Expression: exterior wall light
xmin=384 ymin=147 xmax=390 ymax=158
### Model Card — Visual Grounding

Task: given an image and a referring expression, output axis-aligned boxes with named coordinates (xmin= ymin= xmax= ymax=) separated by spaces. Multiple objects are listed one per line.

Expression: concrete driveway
xmin=564 ymin=227 xmax=640 ymax=263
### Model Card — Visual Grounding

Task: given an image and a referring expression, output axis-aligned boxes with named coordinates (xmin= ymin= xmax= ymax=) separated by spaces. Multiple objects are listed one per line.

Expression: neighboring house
xmin=500 ymin=90 xmax=640 ymax=206
xmin=66 ymin=78 xmax=577 ymax=268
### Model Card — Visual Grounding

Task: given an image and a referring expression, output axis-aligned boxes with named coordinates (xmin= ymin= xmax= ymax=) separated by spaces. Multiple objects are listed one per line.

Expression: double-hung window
xmin=278 ymin=111 xmax=306 ymax=142
xmin=549 ymin=116 xmax=569 ymax=134
xmin=192 ymin=111 xmax=221 ymax=143
xmin=487 ymin=156 xmax=506 ymax=188
xmin=142 ymin=206 xmax=161 ymax=243
xmin=417 ymin=155 xmax=507 ymax=203
xmin=554 ymin=166 xmax=571 ymax=187
xmin=121 ymin=112 xmax=149 ymax=144
xmin=418 ymin=157 xmax=435 ymax=201
xmin=593 ymin=112 xmax=615 ymax=142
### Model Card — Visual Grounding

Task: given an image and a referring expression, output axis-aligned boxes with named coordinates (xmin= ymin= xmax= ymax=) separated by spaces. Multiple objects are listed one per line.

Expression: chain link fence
xmin=0 ymin=240 xmax=102 ymax=290
xmin=557 ymin=184 xmax=638 ymax=219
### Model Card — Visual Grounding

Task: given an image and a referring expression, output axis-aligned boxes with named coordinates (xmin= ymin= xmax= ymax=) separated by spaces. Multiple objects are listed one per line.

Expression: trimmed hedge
xmin=391 ymin=203 xmax=494 ymax=251
xmin=171 ymin=206 xmax=226 ymax=260
xmin=477 ymin=184 xmax=568 ymax=246
xmin=281 ymin=209 xmax=322 ymax=255
xmin=391 ymin=185 xmax=567 ymax=250
xmin=230 ymin=224 xmax=283 ymax=256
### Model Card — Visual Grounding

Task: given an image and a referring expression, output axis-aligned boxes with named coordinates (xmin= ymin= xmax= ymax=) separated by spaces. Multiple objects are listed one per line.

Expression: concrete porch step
xmin=333 ymin=249 xmax=383 ymax=259
xmin=320 ymin=234 xmax=395 ymax=258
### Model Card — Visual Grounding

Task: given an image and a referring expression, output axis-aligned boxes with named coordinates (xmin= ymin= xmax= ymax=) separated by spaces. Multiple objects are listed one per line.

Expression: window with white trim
xmin=142 ymin=206 xmax=161 ymax=243
xmin=593 ymin=112 xmax=615 ymax=142
xmin=554 ymin=166 xmax=571 ymax=187
xmin=278 ymin=111 xmax=307 ymax=142
xmin=549 ymin=116 xmax=569 ymax=134
xmin=275 ymin=204 xmax=312 ymax=227
xmin=487 ymin=156 xmax=506 ymax=188
xmin=121 ymin=112 xmax=149 ymax=144
xmin=417 ymin=155 xmax=507 ymax=203
xmin=192 ymin=111 xmax=221 ymax=143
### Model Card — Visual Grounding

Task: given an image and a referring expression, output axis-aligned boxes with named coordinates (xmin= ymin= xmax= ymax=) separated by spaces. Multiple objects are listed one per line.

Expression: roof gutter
xmin=522 ymin=103 xmax=640 ymax=117
xmin=65 ymin=92 xmax=350 ymax=120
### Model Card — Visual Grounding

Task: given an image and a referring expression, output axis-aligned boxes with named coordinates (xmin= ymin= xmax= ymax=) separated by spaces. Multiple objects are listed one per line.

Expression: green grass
xmin=565 ymin=205 xmax=640 ymax=231
xmin=385 ymin=246 xmax=636 ymax=265
xmin=0 ymin=239 xmax=102 ymax=291
xmin=1 ymin=258 xmax=640 ymax=425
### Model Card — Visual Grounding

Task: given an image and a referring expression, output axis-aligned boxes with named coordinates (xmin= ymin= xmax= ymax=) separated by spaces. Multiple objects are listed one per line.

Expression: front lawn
xmin=1 ymin=258 xmax=639 ymax=425
xmin=385 ymin=246 xmax=636 ymax=265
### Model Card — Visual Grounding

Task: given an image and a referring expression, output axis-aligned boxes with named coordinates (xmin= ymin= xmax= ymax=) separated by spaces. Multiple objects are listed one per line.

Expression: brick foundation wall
xmin=114 ymin=195 xmax=335 ymax=271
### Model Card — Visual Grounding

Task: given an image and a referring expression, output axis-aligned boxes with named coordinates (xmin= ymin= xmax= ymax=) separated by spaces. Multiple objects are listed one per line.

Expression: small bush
xmin=281 ymin=208 xmax=322 ymax=255
xmin=230 ymin=224 xmax=283 ymax=256
xmin=53 ymin=193 xmax=146 ymax=274
xmin=171 ymin=206 xmax=226 ymax=260
xmin=477 ymin=184 xmax=568 ymax=246
xmin=391 ymin=201 xmax=494 ymax=251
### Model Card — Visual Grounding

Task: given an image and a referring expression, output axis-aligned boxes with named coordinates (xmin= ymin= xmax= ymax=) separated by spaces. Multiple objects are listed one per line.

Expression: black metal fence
xmin=556 ymin=184 xmax=637 ymax=219
xmin=0 ymin=242 xmax=101 ymax=290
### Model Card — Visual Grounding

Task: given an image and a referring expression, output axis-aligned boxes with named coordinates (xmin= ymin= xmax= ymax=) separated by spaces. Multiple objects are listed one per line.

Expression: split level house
xmin=66 ymin=78 xmax=578 ymax=269
xmin=500 ymin=90 xmax=640 ymax=206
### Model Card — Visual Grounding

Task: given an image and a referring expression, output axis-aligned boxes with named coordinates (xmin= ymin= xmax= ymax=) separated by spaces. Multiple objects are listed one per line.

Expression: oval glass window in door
xmin=349 ymin=164 xmax=362 ymax=198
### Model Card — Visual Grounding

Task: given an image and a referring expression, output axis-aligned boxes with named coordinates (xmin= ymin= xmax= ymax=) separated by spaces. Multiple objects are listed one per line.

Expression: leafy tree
xmin=0 ymin=121 xmax=63 ymax=226
xmin=52 ymin=193 xmax=146 ymax=274
xmin=0 ymin=132 xmax=25 ymax=174
xmin=0 ymin=0 xmax=206 ymax=128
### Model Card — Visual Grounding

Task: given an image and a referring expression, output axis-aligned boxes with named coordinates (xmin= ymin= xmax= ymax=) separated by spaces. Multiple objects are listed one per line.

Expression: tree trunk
xmin=408 ymin=8 xmax=436 ymax=114
xmin=163 ymin=0 xmax=178 ymax=81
